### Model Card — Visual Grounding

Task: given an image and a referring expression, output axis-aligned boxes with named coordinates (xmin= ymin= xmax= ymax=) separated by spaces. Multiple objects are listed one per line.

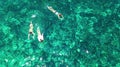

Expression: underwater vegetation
xmin=0 ymin=0 xmax=120 ymax=67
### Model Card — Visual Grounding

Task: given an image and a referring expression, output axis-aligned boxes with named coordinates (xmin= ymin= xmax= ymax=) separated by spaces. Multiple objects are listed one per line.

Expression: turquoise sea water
xmin=0 ymin=0 xmax=120 ymax=67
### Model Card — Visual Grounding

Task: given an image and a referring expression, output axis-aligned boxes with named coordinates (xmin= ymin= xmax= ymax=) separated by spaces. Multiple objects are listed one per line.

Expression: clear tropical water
xmin=0 ymin=0 xmax=120 ymax=67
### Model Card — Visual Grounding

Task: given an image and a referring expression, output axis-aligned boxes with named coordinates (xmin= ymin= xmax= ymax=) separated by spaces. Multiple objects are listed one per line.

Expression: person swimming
xmin=37 ymin=27 xmax=44 ymax=42
xmin=47 ymin=6 xmax=64 ymax=20
xmin=28 ymin=22 xmax=35 ymax=40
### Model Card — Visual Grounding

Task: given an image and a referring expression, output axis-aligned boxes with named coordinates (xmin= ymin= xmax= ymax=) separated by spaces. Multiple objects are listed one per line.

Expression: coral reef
xmin=0 ymin=0 xmax=120 ymax=67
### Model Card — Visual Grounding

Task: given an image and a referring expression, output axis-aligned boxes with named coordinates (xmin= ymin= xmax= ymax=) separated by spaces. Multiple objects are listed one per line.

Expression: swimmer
xmin=28 ymin=22 xmax=35 ymax=40
xmin=47 ymin=6 xmax=64 ymax=20
xmin=37 ymin=27 xmax=44 ymax=42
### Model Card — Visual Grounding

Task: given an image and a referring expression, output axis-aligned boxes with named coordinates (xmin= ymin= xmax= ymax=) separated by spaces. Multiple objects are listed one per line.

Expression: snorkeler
xmin=37 ymin=27 xmax=44 ymax=42
xmin=28 ymin=22 xmax=35 ymax=40
xmin=47 ymin=6 xmax=64 ymax=20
